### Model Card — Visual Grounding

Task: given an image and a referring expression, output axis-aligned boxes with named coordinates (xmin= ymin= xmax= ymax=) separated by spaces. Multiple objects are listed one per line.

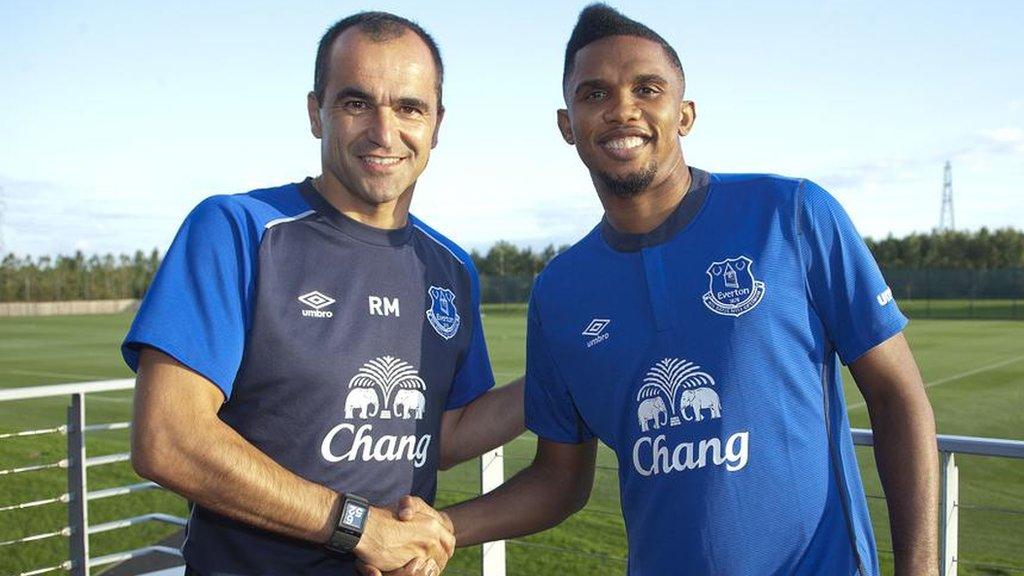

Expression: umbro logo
xmin=876 ymin=287 xmax=894 ymax=306
xmin=583 ymin=318 xmax=611 ymax=348
xmin=582 ymin=319 xmax=610 ymax=337
xmin=299 ymin=290 xmax=336 ymax=318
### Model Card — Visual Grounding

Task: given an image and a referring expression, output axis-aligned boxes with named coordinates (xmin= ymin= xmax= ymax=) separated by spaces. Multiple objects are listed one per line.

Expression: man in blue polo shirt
xmin=123 ymin=12 xmax=522 ymax=576
xmin=417 ymin=4 xmax=940 ymax=575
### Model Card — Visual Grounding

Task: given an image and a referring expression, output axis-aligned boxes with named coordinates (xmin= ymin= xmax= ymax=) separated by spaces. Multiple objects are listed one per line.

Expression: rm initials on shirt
xmin=369 ymin=296 xmax=400 ymax=317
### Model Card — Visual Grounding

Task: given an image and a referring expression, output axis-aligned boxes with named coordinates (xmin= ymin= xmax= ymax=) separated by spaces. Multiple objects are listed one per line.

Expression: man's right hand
xmin=353 ymin=497 xmax=455 ymax=572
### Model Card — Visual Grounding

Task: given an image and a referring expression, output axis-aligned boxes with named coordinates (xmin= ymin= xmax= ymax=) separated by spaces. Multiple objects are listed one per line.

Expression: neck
xmin=313 ymin=175 xmax=413 ymax=230
xmin=598 ymin=155 xmax=691 ymax=235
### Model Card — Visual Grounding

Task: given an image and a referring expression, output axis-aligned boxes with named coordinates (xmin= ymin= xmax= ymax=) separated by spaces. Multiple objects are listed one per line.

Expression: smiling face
xmin=558 ymin=35 xmax=694 ymax=199
xmin=307 ymin=27 xmax=442 ymax=212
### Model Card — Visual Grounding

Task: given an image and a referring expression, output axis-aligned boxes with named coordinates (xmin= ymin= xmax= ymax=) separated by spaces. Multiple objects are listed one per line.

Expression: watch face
xmin=341 ymin=501 xmax=368 ymax=531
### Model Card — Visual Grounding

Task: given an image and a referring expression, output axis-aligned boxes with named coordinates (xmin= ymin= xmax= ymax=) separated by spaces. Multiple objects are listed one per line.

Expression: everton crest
xmin=426 ymin=286 xmax=460 ymax=340
xmin=702 ymin=255 xmax=766 ymax=317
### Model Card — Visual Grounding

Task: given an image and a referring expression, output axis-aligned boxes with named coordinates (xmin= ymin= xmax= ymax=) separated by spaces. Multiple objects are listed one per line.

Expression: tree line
xmin=864 ymin=227 xmax=1024 ymax=269
xmin=0 ymin=250 xmax=161 ymax=302
xmin=0 ymin=228 xmax=1021 ymax=302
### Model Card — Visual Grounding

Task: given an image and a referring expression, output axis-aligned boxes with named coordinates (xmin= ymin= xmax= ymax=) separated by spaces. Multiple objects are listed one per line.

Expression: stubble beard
xmin=596 ymin=161 xmax=658 ymax=199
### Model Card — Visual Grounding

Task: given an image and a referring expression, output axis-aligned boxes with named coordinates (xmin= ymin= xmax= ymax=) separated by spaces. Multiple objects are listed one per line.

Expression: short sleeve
xmin=797 ymin=180 xmax=907 ymax=364
xmin=524 ymin=288 xmax=594 ymax=443
xmin=445 ymin=260 xmax=495 ymax=409
xmin=121 ymin=196 xmax=258 ymax=398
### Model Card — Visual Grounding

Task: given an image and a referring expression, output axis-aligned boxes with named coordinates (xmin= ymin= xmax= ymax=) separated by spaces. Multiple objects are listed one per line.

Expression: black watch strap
xmin=325 ymin=493 xmax=370 ymax=554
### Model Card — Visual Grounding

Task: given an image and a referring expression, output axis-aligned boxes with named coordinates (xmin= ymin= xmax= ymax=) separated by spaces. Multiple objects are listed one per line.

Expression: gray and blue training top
xmin=122 ymin=178 xmax=494 ymax=575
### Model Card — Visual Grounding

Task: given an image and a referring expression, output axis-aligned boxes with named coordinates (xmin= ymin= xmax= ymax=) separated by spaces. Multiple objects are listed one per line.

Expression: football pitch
xmin=1 ymin=309 xmax=1022 ymax=575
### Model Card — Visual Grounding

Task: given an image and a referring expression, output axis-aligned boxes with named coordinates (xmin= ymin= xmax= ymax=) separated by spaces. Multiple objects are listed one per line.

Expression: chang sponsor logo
xmin=632 ymin=358 xmax=749 ymax=476
xmin=321 ymin=356 xmax=432 ymax=467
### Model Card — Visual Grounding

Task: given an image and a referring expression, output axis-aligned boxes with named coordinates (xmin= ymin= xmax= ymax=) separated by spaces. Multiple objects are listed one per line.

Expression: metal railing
xmin=0 ymin=380 xmax=186 ymax=576
xmin=2 ymin=381 xmax=1023 ymax=576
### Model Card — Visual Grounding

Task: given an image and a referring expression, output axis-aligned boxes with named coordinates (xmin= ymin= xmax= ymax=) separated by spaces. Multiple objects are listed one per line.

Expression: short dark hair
xmin=562 ymin=3 xmax=684 ymax=93
xmin=313 ymin=12 xmax=444 ymax=108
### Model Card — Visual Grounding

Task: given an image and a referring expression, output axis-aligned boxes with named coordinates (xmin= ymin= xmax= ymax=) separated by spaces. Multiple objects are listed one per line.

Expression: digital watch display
xmin=325 ymin=493 xmax=370 ymax=554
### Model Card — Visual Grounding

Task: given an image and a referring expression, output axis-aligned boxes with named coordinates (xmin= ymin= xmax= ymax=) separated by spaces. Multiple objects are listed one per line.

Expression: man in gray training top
xmin=123 ymin=11 xmax=523 ymax=576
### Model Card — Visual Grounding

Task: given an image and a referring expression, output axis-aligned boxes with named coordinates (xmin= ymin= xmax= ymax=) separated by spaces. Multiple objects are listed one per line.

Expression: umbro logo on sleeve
xmin=876 ymin=287 xmax=894 ymax=306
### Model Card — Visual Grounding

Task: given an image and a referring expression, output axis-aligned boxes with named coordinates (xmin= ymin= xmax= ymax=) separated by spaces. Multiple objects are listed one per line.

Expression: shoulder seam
xmin=412 ymin=223 xmax=466 ymax=267
xmin=265 ymin=209 xmax=316 ymax=230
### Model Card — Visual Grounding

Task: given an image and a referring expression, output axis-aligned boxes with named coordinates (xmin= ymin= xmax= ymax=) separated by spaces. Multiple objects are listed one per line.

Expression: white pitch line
xmin=848 ymin=354 xmax=1024 ymax=412
xmin=5 ymin=369 xmax=107 ymax=381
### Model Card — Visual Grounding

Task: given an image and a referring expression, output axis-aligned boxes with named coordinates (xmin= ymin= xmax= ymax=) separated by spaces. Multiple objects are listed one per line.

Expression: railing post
xmin=67 ymin=392 xmax=90 ymax=576
xmin=939 ymin=451 xmax=958 ymax=576
xmin=480 ymin=446 xmax=506 ymax=576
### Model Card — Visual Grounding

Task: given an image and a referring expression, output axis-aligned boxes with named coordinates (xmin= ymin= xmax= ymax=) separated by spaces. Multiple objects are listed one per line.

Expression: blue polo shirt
xmin=122 ymin=179 xmax=494 ymax=575
xmin=526 ymin=168 xmax=905 ymax=576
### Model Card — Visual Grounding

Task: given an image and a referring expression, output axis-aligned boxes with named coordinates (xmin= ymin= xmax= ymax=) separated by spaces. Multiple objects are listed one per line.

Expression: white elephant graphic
xmin=637 ymin=396 xmax=669 ymax=432
xmin=393 ymin=389 xmax=426 ymax=420
xmin=344 ymin=388 xmax=380 ymax=419
xmin=679 ymin=387 xmax=721 ymax=422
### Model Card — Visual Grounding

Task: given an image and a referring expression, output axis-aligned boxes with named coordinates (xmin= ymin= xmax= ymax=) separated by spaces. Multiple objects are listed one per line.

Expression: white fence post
xmin=480 ymin=447 xmax=506 ymax=576
xmin=939 ymin=451 xmax=958 ymax=576
xmin=67 ymin=392 xmax=90 ymax=576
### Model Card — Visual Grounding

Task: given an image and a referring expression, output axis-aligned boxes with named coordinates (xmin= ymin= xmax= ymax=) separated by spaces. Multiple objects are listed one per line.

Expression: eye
xmin=583 ymin=90 xmax=607 ymax=103
xmin=636 ymin=85 xmax=661 ymax=97
xmin=398 ymin=105 xmax=424 ymax=117
xmin=343 ymin=99 xmax=369 ymax=112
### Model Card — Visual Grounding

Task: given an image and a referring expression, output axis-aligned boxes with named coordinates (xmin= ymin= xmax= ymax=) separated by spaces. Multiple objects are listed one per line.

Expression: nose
xmin=603 ymin=92 xmax=641 ymax=124
xmin=365 ymin=107 xmax=396 ymax=149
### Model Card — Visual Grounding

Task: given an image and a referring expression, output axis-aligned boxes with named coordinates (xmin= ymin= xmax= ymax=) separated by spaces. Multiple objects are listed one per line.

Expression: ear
xmin=431 ymin=106 xmax=445 ymax=149
xmin=677 ymin=100 xmax=696 ymax=137
xmin=307 ymin=91 xmax=322 ymax=139
xmin=556 ymin=109 xmax=575 ymax=145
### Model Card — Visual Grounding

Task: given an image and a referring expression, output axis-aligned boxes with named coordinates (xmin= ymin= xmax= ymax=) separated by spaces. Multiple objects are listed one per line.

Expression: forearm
xmin=441 ymin=378 xmax=525 ymax=468
xmin=134 ymin=348 xmax=457 ymax=572
xmin=133 ymin=399 xmax=340 ymax=543
xmin=444 ymin=438 xmax=596 ymax=546
xmin=867 ymin=386 xmax=939 ymax=575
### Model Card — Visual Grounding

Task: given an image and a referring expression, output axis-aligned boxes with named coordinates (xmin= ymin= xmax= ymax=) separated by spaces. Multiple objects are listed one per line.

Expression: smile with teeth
xmin=361 ymin=156 xmax=403 ymax=166
xmin=603 ymin=136 xmax=648 ymax=150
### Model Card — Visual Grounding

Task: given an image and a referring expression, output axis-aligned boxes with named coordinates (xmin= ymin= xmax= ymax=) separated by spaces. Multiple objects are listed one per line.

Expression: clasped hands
xmin=354 ymin=496 xmax=454 ymax=576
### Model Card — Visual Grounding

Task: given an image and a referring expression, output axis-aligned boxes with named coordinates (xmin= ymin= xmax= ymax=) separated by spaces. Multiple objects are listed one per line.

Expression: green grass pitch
xmin=1 ymin=308 xmax=1021 ymax=575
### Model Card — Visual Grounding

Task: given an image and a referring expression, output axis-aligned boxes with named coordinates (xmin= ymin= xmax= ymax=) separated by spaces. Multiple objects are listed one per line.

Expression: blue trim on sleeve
xmin=121 ymin=183 xmax=312 ymax=398
xmin=795 ymin=179 xmax=909 ymax=365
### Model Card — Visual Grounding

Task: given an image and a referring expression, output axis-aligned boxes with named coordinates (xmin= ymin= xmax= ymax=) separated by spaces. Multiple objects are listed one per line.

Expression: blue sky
xmin=2 ymin=0 xmax=1022 ymax=257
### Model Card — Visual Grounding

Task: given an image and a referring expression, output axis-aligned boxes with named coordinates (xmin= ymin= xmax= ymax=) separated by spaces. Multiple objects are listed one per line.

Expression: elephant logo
xmin=679 ymin=388 xmax=722 ymax=422
xmin=702 ymin=255 xmax=766 ymax=317
xmin=426 ymin=286 xmax=460 ymax=340
xmin=637 ymin=397 xmax=669 ymax=432
xmin=636 ymin=358 xmax=721 ymax=430
xmin=393 ymin=389 xmax=426 ymax=420
xmin=346 ymin=356 xmax=427 ymax=420
xmin=344 ymin=388 xmax=380 ymax=419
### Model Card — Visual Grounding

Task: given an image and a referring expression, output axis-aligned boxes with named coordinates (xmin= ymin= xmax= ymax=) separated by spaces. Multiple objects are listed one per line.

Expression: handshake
xmin=352 ymin=496 xmax=456 ymax=576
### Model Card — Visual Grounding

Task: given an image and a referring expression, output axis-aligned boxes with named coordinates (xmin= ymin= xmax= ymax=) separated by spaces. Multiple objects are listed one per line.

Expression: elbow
xmin=437 ymin=450 xmax=460 ymax=471
xmin=130 ymin=426 xmax=180 ymax=487
xmin=567 ymin=482 xmax=592 ymax=515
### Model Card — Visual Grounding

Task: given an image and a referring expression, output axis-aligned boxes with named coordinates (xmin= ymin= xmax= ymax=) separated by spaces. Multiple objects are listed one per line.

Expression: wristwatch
xmin=325 ymin=493 xmax=370 ymax=554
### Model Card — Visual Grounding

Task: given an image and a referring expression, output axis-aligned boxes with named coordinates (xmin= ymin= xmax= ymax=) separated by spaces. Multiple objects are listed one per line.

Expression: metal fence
xmin=883 ymin=268 xmax=1023 ymax=319
xmin=478 ymin=270 xmax=1024 ymax=319
xmin=2 ymin=381 xmax=1023 ymax=576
